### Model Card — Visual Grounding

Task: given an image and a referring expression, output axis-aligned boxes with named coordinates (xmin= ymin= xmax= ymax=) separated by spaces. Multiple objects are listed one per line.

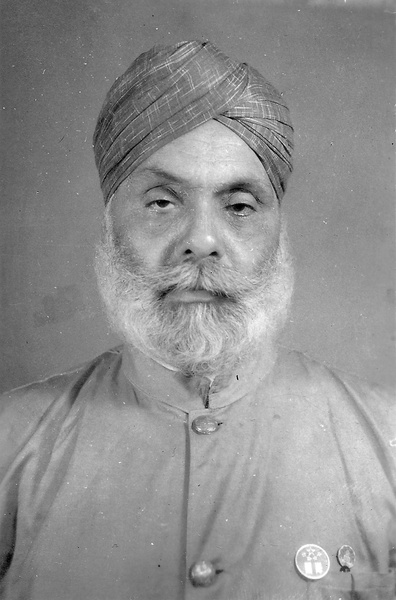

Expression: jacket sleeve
xmin=0 ymin=383 xmax=61 ymax=579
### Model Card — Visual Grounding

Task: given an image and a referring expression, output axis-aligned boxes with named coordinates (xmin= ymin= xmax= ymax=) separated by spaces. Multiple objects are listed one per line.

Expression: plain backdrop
xmin=0 ymin=0 xmax=395 ymax=393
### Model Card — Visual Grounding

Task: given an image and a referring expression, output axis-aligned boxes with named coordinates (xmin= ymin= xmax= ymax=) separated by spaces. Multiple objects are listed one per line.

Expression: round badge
xmin=337 ymin=545 xmax=355 ymax=571
xmin=295 ymin=544 xmax=330 ymax=580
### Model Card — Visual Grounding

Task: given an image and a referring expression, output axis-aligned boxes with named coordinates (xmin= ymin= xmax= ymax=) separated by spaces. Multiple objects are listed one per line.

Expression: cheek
xmin=111 ymin=202 xmax=180 ymax=263
xmin=109 ymin=205 xmax=162 ymax=268
xmin=121 ymin=230 xmax=167 ymax=269
xmin=231 ymin=215 xmax=280 ymax=270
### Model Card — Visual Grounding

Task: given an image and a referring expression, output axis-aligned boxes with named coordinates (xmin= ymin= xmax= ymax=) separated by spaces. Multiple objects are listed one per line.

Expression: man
xmin=0 ymin=41 xmax=395 ymax=600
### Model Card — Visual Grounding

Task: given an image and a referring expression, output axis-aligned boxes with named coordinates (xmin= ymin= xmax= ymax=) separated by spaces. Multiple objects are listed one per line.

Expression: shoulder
xmin=273 ymin=346 xmax=395 ymax=450
xmin=275 ymin=346 xmax=394 ymax=410
xmin=0 ymin=346 xmax=123 ymax=409
xmin=0 ymin=347 xmax=123 ymax=470
xmin=270 ymin=348 xmax=396 ymax=497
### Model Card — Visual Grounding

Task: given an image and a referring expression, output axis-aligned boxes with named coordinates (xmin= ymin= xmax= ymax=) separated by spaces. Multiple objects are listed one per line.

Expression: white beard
xmin=95 ymin=210 xmax=294 ymax=384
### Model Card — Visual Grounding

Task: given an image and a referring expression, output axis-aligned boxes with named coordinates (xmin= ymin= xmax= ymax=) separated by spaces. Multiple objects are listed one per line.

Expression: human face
xmin=109 ymin=120 xmax=281 ymax=305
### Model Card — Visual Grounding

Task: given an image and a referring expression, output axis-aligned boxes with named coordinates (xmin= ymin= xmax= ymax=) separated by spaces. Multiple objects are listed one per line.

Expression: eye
xmin=228 ymin=202 xmax=256 ymax=216
xmin=227 ymin=199 xmax=257 ymax=217
xmin=145 ymin=185 xmax=179 ymax=212
xmin=148 ymin=199 xmax=175 ymax=210
xmin=227 ymin=191 xmax=257 ymax=217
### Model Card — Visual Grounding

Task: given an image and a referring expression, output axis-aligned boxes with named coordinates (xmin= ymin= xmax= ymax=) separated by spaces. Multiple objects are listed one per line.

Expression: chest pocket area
xmin=307 ymin=570 xmax=395 ymax=600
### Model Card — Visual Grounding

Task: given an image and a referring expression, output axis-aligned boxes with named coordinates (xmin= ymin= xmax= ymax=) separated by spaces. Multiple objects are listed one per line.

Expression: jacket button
xmin=191 ymin=415 xmax=219 ymax=435
xmin=189 ymin=560 xmax=216 ymax=587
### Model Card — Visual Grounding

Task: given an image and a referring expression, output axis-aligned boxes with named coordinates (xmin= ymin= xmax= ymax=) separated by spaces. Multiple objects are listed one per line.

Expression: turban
xmin=93 ymin=41 xmax=294 ymax=204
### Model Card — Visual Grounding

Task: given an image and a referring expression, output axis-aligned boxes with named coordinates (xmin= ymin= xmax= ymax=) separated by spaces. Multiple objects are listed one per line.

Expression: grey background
xmin=1 ymin=0 xmax=395 ymax=393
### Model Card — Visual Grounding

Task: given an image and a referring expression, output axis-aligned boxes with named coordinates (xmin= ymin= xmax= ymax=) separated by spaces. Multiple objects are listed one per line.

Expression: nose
xmin=178 ymin=203 xmax=225 ymax=263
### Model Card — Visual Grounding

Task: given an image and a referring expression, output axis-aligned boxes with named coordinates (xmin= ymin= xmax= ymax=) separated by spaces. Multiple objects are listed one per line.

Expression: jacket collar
xmin=121 ymin=344 xmax=277 ymax=413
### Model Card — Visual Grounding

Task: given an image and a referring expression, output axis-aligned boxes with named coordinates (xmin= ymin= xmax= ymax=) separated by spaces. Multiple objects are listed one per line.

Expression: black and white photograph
xmin=1 ymin=1 xmax=395 ymax=598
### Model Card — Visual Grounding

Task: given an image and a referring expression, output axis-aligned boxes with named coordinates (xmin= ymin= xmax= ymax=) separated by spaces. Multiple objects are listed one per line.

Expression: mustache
xmin=115 ymin=251 xmax=278 ymax=303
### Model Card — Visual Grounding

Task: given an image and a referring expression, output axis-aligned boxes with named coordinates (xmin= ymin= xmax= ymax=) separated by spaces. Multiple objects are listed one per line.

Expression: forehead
xmin=127 ymin=120 xmax=274 ymax=193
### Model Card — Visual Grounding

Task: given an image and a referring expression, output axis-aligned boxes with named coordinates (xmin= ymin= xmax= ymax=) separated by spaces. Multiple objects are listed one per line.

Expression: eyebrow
xmin=136 ymin=167 xmax=183 ymax=185
xmin=136 ymin=166 xmax=274 ymax=197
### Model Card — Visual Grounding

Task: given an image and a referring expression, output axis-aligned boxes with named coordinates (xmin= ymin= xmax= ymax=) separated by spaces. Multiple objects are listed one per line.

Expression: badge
xmin=337 ymin=545 xmax=355 ymax=571
xmin=295 ymin=544 xmax=330 ymax=580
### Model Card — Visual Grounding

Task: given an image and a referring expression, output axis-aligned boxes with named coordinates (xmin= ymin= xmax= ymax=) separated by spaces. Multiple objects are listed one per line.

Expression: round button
xmin=189 ymin=560 xmax=216 ymax=587
xmin=192 ymin=415 xmax=219 ymax=435
xmin=295 ymin=544 xmax=330 ymax=580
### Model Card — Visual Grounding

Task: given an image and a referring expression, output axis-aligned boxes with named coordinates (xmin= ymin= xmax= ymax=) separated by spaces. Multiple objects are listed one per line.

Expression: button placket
xmin=184 ymin=398 xmax=275 ymax=598
xmin=185 ymin=409 xmax=225 ymax=597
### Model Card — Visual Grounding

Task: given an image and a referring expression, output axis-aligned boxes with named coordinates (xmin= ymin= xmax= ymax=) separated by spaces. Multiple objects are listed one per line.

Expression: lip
xmin=164 ymin=289 xmax=219 ymax=303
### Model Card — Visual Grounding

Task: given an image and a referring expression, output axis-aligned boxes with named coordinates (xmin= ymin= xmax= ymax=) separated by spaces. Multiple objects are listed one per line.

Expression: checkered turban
xmin=93 ymin=41 xmax=294 ymax=204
